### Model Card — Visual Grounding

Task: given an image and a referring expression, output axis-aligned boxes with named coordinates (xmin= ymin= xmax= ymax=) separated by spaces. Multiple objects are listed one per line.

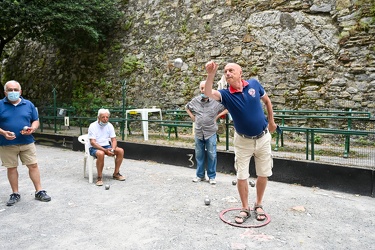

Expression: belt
xmin=237 ymin=128 xmax=268 ymax=140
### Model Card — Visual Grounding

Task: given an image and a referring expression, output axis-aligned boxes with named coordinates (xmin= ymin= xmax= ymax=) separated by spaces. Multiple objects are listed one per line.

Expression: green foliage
xmin=180 ymin=24 xmax=188 ymax=33
xmin=357 ymin=20 xmax=371 ymax=32
xmin=71 ymin=78 xmax=120 ymax=116
xmin=37 ymin=58 xmax=45 ymax=68
xmin=0 ymin=0 xmax=123 ymax=58
xmin=96 ymin=62 xmax=111 ymax=72
xmin=250 ymin=65 xmax=259 ymax=76
xmin=161 ymin=80 xmax=168 ymax=88
xmin=179 ymin=20 xmax=188 ymax=34
xmin=95 ymin=53 xmax=111 ymax=72
xmin=314 ymin=135 xmax=322 ymax=144
xmin=120 ymin=55 xmax=144 ymax=76
xmin=356 ymin=137 xmax=375 ymax=146
xmin=122 ymin=20 xmax=133 ymax=31
xmin=355 ymin=0 xmax=375 ymax=24
xmin=111 ymin=42 xmax=122 ymax=53
xmin=204 ymin=23 xmax=211 ymax=32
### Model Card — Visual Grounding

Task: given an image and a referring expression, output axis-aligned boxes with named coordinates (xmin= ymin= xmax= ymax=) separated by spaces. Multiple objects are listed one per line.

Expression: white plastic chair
xmin=78 ymin=134 xmax=115 ymax=183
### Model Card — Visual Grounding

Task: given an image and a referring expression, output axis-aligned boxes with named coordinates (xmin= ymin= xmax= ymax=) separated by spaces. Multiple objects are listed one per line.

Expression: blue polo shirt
xmin=219 ymin=79 xmax=268 ymax=136
xmin=0 ymin=97 xmax=38 ymax=146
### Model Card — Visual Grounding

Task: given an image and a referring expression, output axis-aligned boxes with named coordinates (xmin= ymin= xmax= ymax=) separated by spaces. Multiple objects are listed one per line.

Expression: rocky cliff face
xmin=2 ymin=0 xmax=374 ymax=114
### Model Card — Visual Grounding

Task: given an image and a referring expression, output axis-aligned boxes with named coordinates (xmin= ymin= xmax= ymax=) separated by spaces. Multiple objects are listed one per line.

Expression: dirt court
xmin=0 ymin=145 xmax=374 ymax=249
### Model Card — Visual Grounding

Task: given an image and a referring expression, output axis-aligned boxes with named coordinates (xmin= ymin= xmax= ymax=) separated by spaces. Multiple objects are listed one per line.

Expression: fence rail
xmin=37 ymin=107 xmax=375 ymax=169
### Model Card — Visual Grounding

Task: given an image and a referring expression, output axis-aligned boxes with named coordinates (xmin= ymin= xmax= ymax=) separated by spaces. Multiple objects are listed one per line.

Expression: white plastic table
xmin=125 ymin=108 xmax=163 ymax=140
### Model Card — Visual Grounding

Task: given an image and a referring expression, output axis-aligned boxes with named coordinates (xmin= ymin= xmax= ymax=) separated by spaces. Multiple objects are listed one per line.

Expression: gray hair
xmin=97 ymin=108 xmax=110 ymax=117
xmin=4 ymin=80 xmax=22 ymax=91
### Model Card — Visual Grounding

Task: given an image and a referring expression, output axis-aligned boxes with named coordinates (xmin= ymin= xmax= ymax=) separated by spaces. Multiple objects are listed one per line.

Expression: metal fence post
xmin=120 ymin=79 xmax=127 ymax=140
xmin=52 ymin=87 xmax=57 ymax=133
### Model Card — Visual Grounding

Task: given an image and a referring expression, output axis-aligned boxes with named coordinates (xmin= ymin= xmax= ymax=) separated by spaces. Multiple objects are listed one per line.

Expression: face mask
xmin=7 ymin=91 xmax=20 ymax=102
xmin=99 ymin=121 xmax=108 ymax=127
xmin=201 ymin=93 xmax=208 ymax=99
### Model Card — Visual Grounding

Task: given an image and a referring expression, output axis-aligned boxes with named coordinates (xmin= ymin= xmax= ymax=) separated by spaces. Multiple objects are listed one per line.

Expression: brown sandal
xmin=254 ymin=203 xmax=266 ymax=221
xmin=235 ymin=208 xmax=251 ymax=224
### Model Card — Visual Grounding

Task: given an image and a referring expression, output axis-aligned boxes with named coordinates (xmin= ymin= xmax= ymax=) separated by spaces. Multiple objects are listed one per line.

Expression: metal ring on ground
xmin=219 ymin=207 xmax=271 ymax=228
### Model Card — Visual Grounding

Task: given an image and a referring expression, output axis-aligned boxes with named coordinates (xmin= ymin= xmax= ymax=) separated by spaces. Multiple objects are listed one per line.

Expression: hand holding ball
xmin=21 ymin=126 xmax=32 ymax=135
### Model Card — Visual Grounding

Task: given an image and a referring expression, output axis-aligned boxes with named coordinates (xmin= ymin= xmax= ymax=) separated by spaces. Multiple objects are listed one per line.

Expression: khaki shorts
xmin=0 ymin=143 xmax=37 ymax=168
xmin=233 ymin=131 xmax=273 ymax=179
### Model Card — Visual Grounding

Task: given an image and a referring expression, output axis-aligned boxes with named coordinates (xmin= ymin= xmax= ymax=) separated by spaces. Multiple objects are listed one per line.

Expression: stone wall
xmin=1 ymin=0 xmax=374 ymax=115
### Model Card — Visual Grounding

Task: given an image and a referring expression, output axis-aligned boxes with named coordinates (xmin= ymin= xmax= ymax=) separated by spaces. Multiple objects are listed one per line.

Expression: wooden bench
xmin=273 ymin=109 xmax=373 ymax=159
xmin=160 ymin=110 xmax=192 ymax=139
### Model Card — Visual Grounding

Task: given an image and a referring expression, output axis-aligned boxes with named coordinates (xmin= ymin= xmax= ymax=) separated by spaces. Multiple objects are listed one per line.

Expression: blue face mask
xmin=99 ymin=121 xmax=108 ymax=127
xmin=7 ymin=91 xmax=20 ymax=102
xmin=201 ymin=93 xmax=208 ymax=99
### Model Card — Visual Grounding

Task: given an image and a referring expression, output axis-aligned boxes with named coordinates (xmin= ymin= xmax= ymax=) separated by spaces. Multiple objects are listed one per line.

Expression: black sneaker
xmin=7 ymin=193 xmax=21 ymax=206
xmin=35 ymin=190 xmax=51 ymax=202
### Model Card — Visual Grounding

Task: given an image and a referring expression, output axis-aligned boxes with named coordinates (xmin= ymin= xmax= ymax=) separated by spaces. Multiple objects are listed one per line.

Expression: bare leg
xmin=96 ymin=151 xmax=105 ymax=178
xmin=7 ymin=167 xmax=19 ymax=193
xmin=255 ymin=176 xmax=268 ymax=220
xmin=235 ymin=178 xmax=250 ymax=223
xmin=113 ymin=147 xmax=124 ymax=174
xmin=27 ymin=163 xmax=42 ymax=191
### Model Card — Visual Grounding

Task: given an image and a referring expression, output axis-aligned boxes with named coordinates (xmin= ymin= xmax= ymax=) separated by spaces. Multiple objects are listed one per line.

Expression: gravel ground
xmin=0 ymin=145 xmax=374 ymax=250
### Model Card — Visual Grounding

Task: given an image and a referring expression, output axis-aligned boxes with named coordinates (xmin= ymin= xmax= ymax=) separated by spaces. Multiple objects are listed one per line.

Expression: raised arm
xmin=204 ymin=61 xmax=222 ymax=101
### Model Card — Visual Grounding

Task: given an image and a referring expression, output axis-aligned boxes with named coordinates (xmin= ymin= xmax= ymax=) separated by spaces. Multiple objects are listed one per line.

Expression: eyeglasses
xmin=6 ymin=88 xmax=20 ymax=92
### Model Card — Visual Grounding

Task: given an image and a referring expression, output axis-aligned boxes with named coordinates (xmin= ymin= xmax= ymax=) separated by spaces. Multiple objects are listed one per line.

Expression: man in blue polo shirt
xmin=204 ymin=61 xmax=277 ymax=224
xmin=0 ymin=80 xmax=51 ymax=206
